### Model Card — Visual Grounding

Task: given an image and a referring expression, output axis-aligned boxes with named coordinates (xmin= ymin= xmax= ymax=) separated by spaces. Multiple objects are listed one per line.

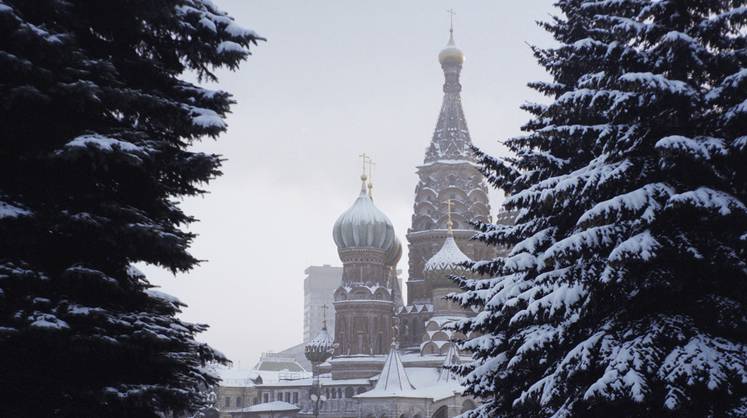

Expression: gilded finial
xmin=447 ymin=9 xmax=456 ymax=43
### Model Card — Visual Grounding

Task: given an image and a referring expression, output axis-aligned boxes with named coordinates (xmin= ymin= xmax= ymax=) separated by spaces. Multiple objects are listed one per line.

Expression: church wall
xmin=333 ymin=300 xmax=393 ymax=356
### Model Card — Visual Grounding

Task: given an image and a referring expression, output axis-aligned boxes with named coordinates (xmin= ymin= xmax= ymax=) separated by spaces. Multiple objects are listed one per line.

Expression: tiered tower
xmin=405 ymin=28 xmax=493 ymax=305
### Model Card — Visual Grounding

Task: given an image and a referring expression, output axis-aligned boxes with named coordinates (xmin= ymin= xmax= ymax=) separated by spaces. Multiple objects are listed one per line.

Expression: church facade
xmin=217 ymin=27 xmax=499 ymax=418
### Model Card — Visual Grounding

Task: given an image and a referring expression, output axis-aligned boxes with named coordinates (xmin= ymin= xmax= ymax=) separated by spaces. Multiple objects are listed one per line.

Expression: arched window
xmin=235 ymin=397 xmax=242 ymax=407
xmin=224 ymin=397 xmax=230 ymax=407
xmin=357 ymin=386 xmax=367 ymax=394
xmin=337 ymin=388 xmax=343 ymax=399
xmin=431 ymin=406 xmax=448 ymax=418
xmin=461 ymin=400 xmax=476 ymax=413
xmin=345 ymin=387 xmax=354 ymax=398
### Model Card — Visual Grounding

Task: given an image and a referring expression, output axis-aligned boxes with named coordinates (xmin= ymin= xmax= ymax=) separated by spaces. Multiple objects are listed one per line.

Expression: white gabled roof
xmin=437 ymin=343 xmax=461 ymax=383
xmin=356 ymin=345 xmax=415 ymax=397
xmin=424 ymin=235 xmax=471 ymax=272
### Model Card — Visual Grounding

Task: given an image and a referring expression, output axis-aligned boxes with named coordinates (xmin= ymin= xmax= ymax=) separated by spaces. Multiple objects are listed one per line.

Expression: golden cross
xmin=358 ymin=153 xmax=371 ymax=178
xmin=446 ymin=199 xmax=454 ymax=232
xmin=447 ymin=9 xmax=456 ymax=33
xmin=366 ymin=158 xmax=376 ymax=198
xmin=321 ymin=304 xmax=328 ymax=327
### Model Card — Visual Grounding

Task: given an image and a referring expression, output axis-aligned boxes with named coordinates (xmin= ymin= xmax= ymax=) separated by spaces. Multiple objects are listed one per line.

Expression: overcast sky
xmin=143 ymin=0 xmax=556 ymax=368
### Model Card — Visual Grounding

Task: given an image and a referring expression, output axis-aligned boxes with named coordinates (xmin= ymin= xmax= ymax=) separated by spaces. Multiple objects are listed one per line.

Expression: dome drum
xmin=339 ymin=248 xmax=388 ymax=286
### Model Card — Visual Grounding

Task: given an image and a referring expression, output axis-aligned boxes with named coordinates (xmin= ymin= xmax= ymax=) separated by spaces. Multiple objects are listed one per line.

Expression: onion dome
xmin=304 ymin=323 xmax=334 ymax=365
xmin=333 ymin=175 xmax=396 ymax=252
xmin=438 ymin=30 xmax=464 ymax=65
xmin=385 ymin=235 xmax=403 ymax=266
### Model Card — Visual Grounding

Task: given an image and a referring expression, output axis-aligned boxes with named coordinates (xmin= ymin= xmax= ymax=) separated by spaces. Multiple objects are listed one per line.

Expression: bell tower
xmin=405 ymin=24 xmax=493 ymax=305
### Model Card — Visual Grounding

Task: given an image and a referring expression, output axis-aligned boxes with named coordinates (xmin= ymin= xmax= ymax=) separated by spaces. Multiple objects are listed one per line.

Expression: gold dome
xmin=438 ymin=31 xmax=464 ymax=65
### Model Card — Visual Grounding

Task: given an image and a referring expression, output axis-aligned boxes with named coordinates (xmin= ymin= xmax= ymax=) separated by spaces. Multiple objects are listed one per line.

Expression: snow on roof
xmin=426 ymin=315 xmax=464 ymax=328
xmin=418 ymin=159 xmax=479 ymax=168
xmin=306 ymin=325 xmax=334 ymax=351
xmin=333 ymin=179 xmax=396 ymax=251
xmin=225 ymin=401 xmax=300 ymax=413
xmin=216 ymin=366 xmax=261 ymax=387
xmin=358 ymin=364 xmax=463 ymax=401
xmin=356 ymin=345 xmax=414 ymax=398
xmin=329 ymin=354 xmax=386 ymax=364
xmin=424 ymin=235 xmax=471 ymax=272
xmin=217 ymin=365 xmax=311 ymax=388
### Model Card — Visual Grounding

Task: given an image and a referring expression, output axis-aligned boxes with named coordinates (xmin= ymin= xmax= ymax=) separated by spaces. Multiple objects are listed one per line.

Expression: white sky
xmin=144 ymin=0 xmax=555 ymax=368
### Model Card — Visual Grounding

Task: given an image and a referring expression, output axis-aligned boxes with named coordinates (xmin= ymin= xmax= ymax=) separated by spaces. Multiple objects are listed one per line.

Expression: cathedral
xmin=216 ymin=26 xmax=499 ymax=418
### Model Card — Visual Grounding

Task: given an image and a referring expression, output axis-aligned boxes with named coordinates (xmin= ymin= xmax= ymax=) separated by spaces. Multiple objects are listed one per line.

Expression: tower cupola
xmin=438 ymin=30 xmax=465 ymax=66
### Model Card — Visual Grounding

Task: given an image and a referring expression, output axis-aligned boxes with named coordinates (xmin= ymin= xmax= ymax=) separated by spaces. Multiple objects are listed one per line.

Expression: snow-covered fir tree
xmin=0 ymin=1 xmax=261 ymax=416
xmin=452 ymin=1 xmax=747 ymax=417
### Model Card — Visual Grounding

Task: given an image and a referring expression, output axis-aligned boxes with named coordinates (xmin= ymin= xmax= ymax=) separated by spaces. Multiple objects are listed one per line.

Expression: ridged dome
xmin=385 ymin=235 xmax=402 ymax=266
xmin=333 ymin=177 xmax=396 ymax=252
xmin=438 ymin=31 xmax=464 ymax=65
xmin=304 ymin=324 xmax=334 ymax=364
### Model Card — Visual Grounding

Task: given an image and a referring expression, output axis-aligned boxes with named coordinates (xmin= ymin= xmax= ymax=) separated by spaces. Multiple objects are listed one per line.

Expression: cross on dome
xmin=358 ymin=152 xmax=370 ymax=183
xmin=320 ymin=304 xmax=329 ymax=329
xmin=366 ymin=158 xmax=376 ymax=200
xmin=447 ymin=8 xmax=456 ymax=36
xmin=446 ymin=198 xmax=454 ymax=233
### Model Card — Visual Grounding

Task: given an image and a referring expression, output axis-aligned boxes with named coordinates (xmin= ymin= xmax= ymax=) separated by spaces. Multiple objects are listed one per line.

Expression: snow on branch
xmin=608 ymin=230 xmax=660 ymax=263
xmin=0 ymin=200 xmax=31 ymax=219
xmin=182 ymin=104 xmax=227 ymax=129
xmin=64 ymin=134 xmax=144 ymax=154
xmin=577 ymin=183 xmax=674 ymax=227
xmin=145 ymin=289 xmax=185 ymax=308
xmin=655 ymin=136 xmax=727 ymax=161
xmin=659 ymin=334 xmax=747 ymax=410
xmin=619 ymin=73 xmax=695 ymax=96
xmin=541 ymin=224 xmax=619 ymax=266
xmin=667 ymin=187 xmax=747 ymax=216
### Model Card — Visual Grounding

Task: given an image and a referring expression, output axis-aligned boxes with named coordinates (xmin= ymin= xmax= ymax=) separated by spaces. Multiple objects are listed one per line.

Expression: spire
xmin=321 ymin=304 xmax=328 ymax=330
xmin=447 ymin=8 xmax=456 ymax=45
xmin=437 ymin=342 xmax=461 ymax=383
xmin=371 ymin=342 xmax=414 ymax=394
xmin=430 ymin=19 xmax=471 ymax=164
